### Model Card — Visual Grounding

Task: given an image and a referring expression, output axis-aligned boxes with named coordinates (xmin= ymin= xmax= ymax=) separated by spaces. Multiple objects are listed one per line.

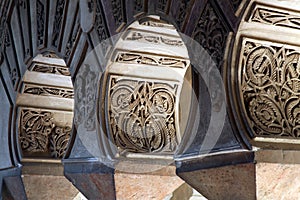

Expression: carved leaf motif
xmin=108 ymin=77 xmax=178 ymax=153
xmin=241 ymin=41 xmax=300 ymax=138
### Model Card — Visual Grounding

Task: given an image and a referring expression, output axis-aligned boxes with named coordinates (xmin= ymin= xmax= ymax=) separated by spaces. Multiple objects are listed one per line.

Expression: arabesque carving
xmin=107 ymin=76 xmax=178 ymax=153
xmin=240 ymin=40 xmax=300 ymax=138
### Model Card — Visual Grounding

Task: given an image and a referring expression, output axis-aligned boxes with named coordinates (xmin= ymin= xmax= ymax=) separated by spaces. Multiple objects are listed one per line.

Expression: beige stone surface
xmin=115 ymin=172 xmax=184 ymax=200
xmin=22 ymin=175 xmax=79 ymax=200
xmin=256 ymin=163 xmax=300 ymax=200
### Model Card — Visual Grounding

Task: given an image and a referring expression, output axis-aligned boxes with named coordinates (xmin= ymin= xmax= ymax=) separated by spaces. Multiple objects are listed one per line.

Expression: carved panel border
xmin=114 ymin=51 xmax=189 ymax=68
xmin=238 ymin=37 xmax=300 ymax=142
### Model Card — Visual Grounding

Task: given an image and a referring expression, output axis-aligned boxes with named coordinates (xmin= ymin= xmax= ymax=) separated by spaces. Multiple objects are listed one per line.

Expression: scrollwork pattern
xmin=107 ymin=76 xmax=178 ymax=153
xmin=241 ymin=40 xmax=300 ymax=138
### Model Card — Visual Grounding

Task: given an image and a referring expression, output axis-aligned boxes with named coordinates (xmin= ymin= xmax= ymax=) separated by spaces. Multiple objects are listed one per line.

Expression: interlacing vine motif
xmin=241 ymin=40 xmax=300 ymax=138
xmin=250 ymin=7 xmax=300 ymax=30
xmin=108 ymin=77 xmax=178 ymax=153
xmin=19 ymin=109 xmax=71 ymax=158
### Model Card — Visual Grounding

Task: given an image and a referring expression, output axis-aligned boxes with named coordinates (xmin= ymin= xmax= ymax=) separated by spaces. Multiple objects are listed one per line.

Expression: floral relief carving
xmin=250 ymin=7 xmax=300 ymax=30
xmin=19 ymin=109 xmax=71 ymax=158
xmin=107 ymin=76 xmax=178 ymax=153
xmin=240 ymin=40 xmax=300 ymax=138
